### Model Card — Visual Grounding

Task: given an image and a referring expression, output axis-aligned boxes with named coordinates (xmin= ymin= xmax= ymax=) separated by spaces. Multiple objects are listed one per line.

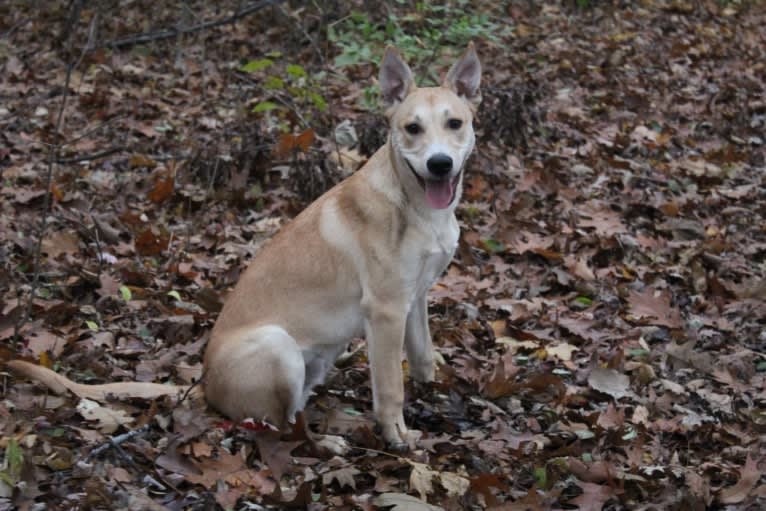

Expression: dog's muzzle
xmin=405 ymin=158 xmax=462 ymax=210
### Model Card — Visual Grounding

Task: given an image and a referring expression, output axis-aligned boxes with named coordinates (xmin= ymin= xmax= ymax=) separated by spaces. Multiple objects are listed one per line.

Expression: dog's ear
xmin=380 ymin=47 xmax=414 ymax=107
xmin=445 ymin=42 xmax=482 ymax=109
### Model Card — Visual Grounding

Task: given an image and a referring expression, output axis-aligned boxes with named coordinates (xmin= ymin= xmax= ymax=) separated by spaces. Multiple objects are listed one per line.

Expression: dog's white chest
xmin=408 ymin=214 xmax=459 ymax=299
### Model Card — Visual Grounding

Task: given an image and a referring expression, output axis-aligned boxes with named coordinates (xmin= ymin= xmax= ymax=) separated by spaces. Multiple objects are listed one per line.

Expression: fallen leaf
xmin=76 ymin=398 xmax=134 ymax=434
xmin=372 ymin=493 xmax=444 ymax=511
xmin=41 ymin=230 xmax=80 ymax=258
xmin=440 ymin=471 xmax=470 ymax=497
xmin=588 ymin=368 xmax=631 ymax=400
xmin=568 ymin=481 xmax=615 ymax=511
xmin=627 ymin=288 xmax=682 ymax=328
xmin=718 ymin=455 xmax=760 ymax=504
xmin=547 ymin=342 xmax=578 ymax=362
xmin=409 ymin=461 xmax=437 ymax=500
xmin=322 ymin=466 xmax=360 ymax=490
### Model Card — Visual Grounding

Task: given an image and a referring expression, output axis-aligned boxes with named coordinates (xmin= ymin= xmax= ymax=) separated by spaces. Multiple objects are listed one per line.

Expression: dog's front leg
xmin=364 ymin=300 xmax=414 ymax=449
xmin=405 ymin=292 xmax=435 ymax=382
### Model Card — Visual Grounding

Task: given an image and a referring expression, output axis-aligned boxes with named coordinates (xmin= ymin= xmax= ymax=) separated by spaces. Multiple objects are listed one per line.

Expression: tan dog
xmin=9 ymin=44 xmax=482 ymax=452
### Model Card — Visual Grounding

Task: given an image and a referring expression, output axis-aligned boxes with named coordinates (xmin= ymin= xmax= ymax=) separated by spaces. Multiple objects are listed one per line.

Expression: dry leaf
xmin=322 ymin=466 xmax=360 ymax=490
xmin=409 ymin=461 xmax=437 ymax=500
xmin=718 ymin=455 xmax=760 ymax=504
xmin=372 ymin=493 xmax=444 ymax=511
xmin=440 ymin=472 xmax=470 ymax=497
xmin=76 ymin=398 xmax=134 ymax=434
xmin=588 ymin=368 xmax=631 ymax=399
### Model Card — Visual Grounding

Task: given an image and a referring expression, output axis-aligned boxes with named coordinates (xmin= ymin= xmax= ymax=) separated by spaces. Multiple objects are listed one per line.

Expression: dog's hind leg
xmin=204 ymin=325 xmax=349 ymax=454
xmin=204 ymin=325 xmax=306 ymax=428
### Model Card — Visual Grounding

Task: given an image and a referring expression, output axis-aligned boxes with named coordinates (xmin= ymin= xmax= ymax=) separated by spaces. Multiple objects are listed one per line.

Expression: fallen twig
xmin=14 ymin=1 xmax=95 ymax=346
xmin=57 ymin=146 xmax=125 ymax=164
xmin=101 ymin=0 xmax=285 ymax=49
xmin=86 ymin=424 xmax=151 ymax=461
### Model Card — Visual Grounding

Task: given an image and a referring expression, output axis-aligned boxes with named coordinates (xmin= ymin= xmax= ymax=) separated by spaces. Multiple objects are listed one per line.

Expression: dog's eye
xmin=447 ymin=118 xmax=463 ymax=130
xmin=405 ymin=123 xmax=421 ymax=135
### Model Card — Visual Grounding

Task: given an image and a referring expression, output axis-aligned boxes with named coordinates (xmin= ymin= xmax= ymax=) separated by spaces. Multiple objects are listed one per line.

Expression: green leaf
xmin=167 ymin=290 xmax=182 ymax=301
xmin=252 ymin=101 xmax=280 ymax=113
xmin=628 ymin=348 xmax=650 ymax=358
xmin=119 ymin=285 xmax=132 ymax=302
xmin=574 ymin=296 xmax=593 ymax=306
xmin=286 ymin=64 xmax=306 ymax=79
xmin=309 ymin=92 xmax=327 ymax=112
xmin=0 ymin=438 xmax=23 ymax=485
xmin=481 ymin=239 xmax=505 ymax=254
xmin=85 ymin=320 xmax=99 ymax=332
xmin=240 ymin=58 xmax=273 ymax=73
xmin=533 ymin=466 xmax=547 ymax=488
xmin=264 ymin=76 xmax=285 ymax=90
xmin=622 ymin=425 xmax=638 ymax=441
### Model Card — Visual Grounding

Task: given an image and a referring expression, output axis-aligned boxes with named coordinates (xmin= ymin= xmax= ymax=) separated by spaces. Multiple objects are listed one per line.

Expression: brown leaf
xmin=718 ymin=455 xmax=760 ymax=504
xmin=627 ymin=288 xmax=683 ymax=328
xmin=470 ymin=473 xmax=509 ymax=507
xmin=577 ymin=203 xmax=627 ymax=236
xmin=488 ymin=486 xmax=544 ymax=510
xmin=596 ymin=403 xmax=625 ymax=429
xmin=128 ymin=154 xmax=157 ymax=169
xmin=274 ymin=128 xmax=315 ymax=158
xmin=568 ymin=482 xmax=615 ymax=511
xmin=41 ymin=230 xmax=80 ymax=258
xmin=26 ymin=328 xmax=66 ymax=358
xmin=295 ymin=127 xmax=315 ymax=152
xmin=254 ymin=431 xmax=303 ymax=482
xmin=148 ymin=172 xmax=174 ymax=203
xmin=184 ymin=448 xmax=275 ymax=494
xmin=135 ymin=227 xmax=170 ymax=256
xmin=482 ymin=353 xmax=521 ymax=399
xmin=323 ymin=466 xmax=360 ymax=490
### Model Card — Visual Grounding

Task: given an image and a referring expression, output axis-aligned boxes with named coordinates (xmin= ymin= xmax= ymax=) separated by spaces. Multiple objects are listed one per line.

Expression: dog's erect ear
xmin=444 ymin=42 xmax=482 ymax=108
xmin=380 ymin=47 xmax=414 ymax=106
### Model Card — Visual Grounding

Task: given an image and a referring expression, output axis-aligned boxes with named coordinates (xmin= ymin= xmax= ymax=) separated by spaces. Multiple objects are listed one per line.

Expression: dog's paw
xmin=314 ymin=434 xmax=350 ymax=455
xmin=385 ymin=428 xmax=422 ymax=453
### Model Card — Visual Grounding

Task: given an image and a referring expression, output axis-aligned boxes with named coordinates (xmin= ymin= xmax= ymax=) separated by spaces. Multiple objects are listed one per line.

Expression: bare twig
xmin=66 ymin=114 xmax=126 ymax=146
xmin=101 ymin=0 xmax=285 ymax=49
xmin=57 ymin=146 xmax=125 ymax=164
xmin=14 ymin=2 xmax=95 ymax=346
xmin=86 ymin=424 xmax=151 ymax=461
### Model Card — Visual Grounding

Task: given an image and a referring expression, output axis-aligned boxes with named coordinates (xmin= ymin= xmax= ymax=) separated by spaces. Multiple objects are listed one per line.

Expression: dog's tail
xmin=7 ymin=360 xmax=197 ymax=402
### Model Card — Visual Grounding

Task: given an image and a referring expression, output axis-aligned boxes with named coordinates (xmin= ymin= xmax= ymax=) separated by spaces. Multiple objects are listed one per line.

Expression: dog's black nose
xmin=427 ymin=153 xmax=453 ymax=177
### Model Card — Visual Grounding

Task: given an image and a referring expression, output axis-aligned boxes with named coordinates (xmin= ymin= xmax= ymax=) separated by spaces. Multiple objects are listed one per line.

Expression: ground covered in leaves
xmin=1 ymin=1 xmax=765 ymax=509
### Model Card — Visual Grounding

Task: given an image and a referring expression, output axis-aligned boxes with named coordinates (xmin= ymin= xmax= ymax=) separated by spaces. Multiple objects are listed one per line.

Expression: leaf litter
xmin=0 ymin=0 xmax=765 ymax=509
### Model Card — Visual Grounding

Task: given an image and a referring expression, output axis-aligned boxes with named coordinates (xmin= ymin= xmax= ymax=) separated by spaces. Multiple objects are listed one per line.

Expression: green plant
xmin=240 ymin=52 xmax=327 ymax=129
xmin=328 ymin=1 xmax=510 ymax=110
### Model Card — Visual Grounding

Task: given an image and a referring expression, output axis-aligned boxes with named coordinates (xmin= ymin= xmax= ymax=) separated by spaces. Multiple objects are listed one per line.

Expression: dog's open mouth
xmin=405 ymin=159 xmax=461 ymax=209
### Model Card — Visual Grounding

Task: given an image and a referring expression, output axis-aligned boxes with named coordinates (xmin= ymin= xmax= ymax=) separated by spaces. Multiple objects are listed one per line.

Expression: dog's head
xmin=380 ymin=43 xmax=482 ymax=210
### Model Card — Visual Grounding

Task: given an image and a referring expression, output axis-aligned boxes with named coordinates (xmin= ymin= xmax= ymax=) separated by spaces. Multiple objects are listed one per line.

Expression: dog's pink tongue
xmin=424 ymin=179 xmax=454 ymax=209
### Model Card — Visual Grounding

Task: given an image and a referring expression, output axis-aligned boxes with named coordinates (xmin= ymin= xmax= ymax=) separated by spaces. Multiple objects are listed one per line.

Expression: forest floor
xmin=1 ymin=1 xmax=765 ymax=510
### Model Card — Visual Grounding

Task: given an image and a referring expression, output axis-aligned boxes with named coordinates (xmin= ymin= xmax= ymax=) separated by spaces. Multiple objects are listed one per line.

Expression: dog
xmin=9 ymin=44 xmax=482 ymax=452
